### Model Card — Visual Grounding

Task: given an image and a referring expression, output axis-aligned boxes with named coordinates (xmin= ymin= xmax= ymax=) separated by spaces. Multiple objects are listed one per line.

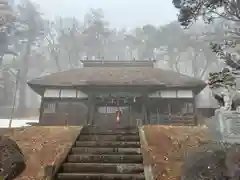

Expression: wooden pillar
xmin=145 ymin=96 xmax=149 ymax=124
xmin=141 ymin=95 xmax=148 ymax=125
xmin=39 ymin=97 xmax=44 ymax=124
xmin=87 ymin=97 xmax=90 ymax=125
xmin=168 ymin=102 xmax=171 ymax=123
xmin=128 ymin=103 xmax=132 ymax=126
xmin=90 ymin=96 xmax=96 ymax=125
xmin=87 ymin=94 xmax=95 ymax=125
xmin=141 ymin=103 xmax=145 ymax=125
xmin=193 ymin=94 xmax=197 ymax=125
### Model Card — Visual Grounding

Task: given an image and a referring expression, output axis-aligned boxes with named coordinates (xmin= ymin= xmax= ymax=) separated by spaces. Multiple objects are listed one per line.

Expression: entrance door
xmin=56 ymin=101 xmax=69 ymax=125
xmin=57 ymin=100 xmax=88 ymax=125
xmin=69 ymin=101 xmax=88 ymax=125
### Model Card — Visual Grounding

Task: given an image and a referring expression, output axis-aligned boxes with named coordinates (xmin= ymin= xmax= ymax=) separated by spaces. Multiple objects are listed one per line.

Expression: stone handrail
xmin=136 ymin=118 xmax=143 ymax=126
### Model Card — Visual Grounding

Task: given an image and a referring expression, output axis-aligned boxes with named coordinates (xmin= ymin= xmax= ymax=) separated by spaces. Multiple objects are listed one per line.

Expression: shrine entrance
xmin=93 ymin=96 xmax=133 ymax=128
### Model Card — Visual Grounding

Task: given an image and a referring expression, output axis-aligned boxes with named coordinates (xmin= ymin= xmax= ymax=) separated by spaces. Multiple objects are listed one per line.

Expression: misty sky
xmin=30 ymin=0 xmax=178 ymax=29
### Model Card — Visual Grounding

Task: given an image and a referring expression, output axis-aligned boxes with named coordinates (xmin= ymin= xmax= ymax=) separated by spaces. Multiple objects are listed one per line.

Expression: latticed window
xmin=43 ymin=102 xmax=56 ymax=114
xmin=182 ymin=103 xmax=194 ymax=114
xmin=98 ymin=106 xmax=118 ymax=114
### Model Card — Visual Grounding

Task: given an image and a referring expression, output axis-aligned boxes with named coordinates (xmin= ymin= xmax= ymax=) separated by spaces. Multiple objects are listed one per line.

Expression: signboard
xmin=223 ymin=114 xmax=240 ymax=136
xmin=212 ymin=110 xmax=240 ymax=144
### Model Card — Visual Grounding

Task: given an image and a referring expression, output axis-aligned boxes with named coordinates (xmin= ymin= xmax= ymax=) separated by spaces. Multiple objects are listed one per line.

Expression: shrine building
xmin=28 ymin=60 xmax=206 ymax=127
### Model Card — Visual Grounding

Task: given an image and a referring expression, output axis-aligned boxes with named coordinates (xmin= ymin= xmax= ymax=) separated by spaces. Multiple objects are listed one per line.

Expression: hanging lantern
xmin=133 ymin=97 xmax=136 ymax=103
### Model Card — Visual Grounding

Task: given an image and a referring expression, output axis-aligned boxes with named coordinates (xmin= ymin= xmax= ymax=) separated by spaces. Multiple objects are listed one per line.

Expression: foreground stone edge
xmin=139 ymin=126 xmax=154 ymax=180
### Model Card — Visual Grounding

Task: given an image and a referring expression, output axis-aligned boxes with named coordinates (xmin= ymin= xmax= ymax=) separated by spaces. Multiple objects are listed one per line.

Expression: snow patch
xmin=0 ymin=119 xmax=39 ymax=128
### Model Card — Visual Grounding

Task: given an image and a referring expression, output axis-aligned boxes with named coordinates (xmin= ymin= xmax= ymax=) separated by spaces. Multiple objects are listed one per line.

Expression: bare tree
xmin=45 ymin=21 xmax=61 ymax=71
xmin=14 ymin=0 xmax=45 ymax=115
xmin=172 ymin=0 xmax=240 ymax=70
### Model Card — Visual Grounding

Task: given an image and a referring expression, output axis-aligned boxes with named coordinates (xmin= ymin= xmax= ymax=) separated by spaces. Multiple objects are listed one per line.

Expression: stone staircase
xmin=53 ymin=126 xmax=145 ymax=180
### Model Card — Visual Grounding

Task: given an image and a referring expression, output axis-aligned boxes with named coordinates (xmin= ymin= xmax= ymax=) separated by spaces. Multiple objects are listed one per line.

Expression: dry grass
xmin=2 ymin=126 xmax=81 ymax=180
xmin=142 ymin=125 xmax=209 ymax=180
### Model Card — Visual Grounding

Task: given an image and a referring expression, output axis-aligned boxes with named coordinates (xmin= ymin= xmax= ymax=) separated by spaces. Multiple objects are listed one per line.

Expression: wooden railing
xmin=136 ymin=118 xmax=143 ymax=126
xmin=149 ymin=114 xmax=194 ymax=125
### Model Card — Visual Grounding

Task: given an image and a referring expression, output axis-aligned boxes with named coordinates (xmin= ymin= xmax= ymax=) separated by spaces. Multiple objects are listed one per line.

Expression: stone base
xmin=206 ymin=109 xmax=240 ymax=144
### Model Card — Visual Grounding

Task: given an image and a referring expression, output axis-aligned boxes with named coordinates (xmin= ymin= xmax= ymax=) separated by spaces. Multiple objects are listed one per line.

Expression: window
xmin=177 ymin=90 xmax=193 ymax=98
xmin=60 ymin=89 xmax=77 ymax=98
xmin=43 ymin=102 xmax=56 ymax=114
xmin=161 ymin=90 xmax=177 ymax=98
xmin=44 ymin=89 xmax=60 ymax=97
xmin=182 ymin=103 xmax=194 ymax=114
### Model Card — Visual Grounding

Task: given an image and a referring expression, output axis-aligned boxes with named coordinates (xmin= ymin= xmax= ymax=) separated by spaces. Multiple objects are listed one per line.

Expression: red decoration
xmin=116 ymin=110 xmax=121 ymax=122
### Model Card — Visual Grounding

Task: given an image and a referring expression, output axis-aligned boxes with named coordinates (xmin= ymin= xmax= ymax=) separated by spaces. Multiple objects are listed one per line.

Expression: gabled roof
xmin=28 ymin=67 xmax=206 ymax=95
xmin=81 ymin=60 xmax=155 ymax=67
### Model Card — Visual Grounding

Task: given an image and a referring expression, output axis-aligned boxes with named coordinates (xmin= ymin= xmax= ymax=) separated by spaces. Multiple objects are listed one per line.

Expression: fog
xmin=29 ymin=0 xmax=178 ymax=28
xmin=0 ymin=0 xmax=238 ymax=126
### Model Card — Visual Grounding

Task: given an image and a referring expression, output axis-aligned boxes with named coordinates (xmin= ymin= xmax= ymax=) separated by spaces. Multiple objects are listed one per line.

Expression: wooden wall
xmin=39 ymin=97 xmax=197 ymax=126
xmin=38 ymin=88 xmax=198 ymax=126
xmin=40 ymin=99 xmax=88 ymax=125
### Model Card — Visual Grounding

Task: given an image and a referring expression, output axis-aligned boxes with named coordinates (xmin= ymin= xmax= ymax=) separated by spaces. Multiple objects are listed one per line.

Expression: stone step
xmin=62 ymin=163 xmax=144 ymax=174
xmin=67 ymin=154 xmax=143 ymax=163
xmin=75 ymin=141 xmax=141 ymax=148
xmin=80 ymin=130 xmax=139 ymax=135
xmin=56 ymin=173 xmax=145 ymax=180
xmin=53 ymin=126 xmax=145 ymax=180
xmin=78 ymin=135 xmax=140 ymax=141
xmin=81 ymin=126 xmax=138 ymax=131
xmin=70 ymin=147 xmax=141 ymax=155
xmin=80 ymin=126 xmax=138 ymax=135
